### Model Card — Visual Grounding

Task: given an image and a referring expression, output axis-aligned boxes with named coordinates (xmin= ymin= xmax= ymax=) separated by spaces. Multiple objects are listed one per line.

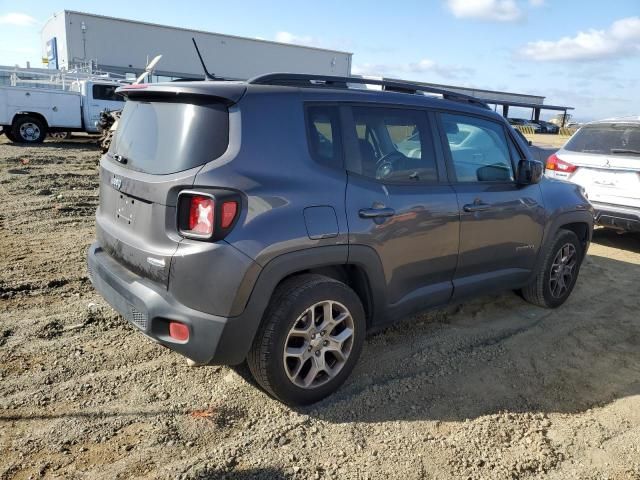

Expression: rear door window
xmin=110 ymin=99 xmax=229 ymax=174
xmin=306 ymin=106 xmax=343 ymax=168
xmin=349 ymin=106 xmax=438 ymax=183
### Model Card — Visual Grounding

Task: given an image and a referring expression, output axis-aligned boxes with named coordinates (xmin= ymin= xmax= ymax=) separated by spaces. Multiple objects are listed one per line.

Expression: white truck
xmin=0 ymin=71 xmax=125 ymax=143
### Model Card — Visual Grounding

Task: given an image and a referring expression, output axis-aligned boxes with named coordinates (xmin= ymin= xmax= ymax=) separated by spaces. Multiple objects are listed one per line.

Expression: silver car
xmin=545 ymin=116 xmax=640 ymax=232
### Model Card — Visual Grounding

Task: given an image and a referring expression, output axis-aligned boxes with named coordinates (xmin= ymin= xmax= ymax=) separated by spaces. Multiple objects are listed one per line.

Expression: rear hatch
xmin=95 ymin=82 xmax=245 ymax=287
xmin=556 ymin=122 xmax=640 ymax=209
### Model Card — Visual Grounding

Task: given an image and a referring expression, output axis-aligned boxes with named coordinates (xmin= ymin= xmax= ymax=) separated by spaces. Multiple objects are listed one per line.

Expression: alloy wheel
xmin=282 ymin=300 xmax=354 ymax=389
xmin=549 ymin=243 xmax=577 ymax=298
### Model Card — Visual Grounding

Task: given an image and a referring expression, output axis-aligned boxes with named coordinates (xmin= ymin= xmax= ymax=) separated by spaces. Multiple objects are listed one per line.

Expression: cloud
xmin=0 ymin=12 xmax=37 ymax=27
xmin=529 ymin=0 xmax=545 ymax=6
xmin=352 ymin=59 xmax=474 ymax=81
xmin=520 ymin=16 xmax=640 ymax=61
xmin=275 ymin=31 xmax=316 ymax=47
xmin=445 ymin=0 xmax=523 ymax=22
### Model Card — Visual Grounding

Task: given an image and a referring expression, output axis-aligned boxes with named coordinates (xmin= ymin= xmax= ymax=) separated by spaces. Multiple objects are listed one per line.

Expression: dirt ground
xmin=1 ymin=136 xmax=639 ymax=480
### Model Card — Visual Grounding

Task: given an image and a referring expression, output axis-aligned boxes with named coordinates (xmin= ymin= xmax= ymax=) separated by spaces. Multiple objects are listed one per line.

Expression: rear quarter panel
xmin=194 ymin=90 xmax=349 ymax=267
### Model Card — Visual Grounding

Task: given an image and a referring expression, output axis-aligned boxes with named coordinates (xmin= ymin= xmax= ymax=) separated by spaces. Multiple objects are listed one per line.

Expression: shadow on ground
xmin=592 ymin=228 xmax=640 ymax=253
xmin=294 ymin=253 xmax=640 ymax=424
xmin=190 ymin=467 xmax=290 ymax=480
xmin=0 ymin=137 xmax=99 ymax=151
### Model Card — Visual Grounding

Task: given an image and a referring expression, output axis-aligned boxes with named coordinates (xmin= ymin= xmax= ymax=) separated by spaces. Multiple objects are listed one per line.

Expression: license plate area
xmin=592 ymin=171 xmax=623 ymax=189
xmin=116 ymin=193 xmax=136 ymax=226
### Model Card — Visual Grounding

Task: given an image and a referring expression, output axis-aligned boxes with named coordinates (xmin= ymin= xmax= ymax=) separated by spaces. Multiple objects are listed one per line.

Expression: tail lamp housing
xmin=546 ymin=153 xmax=577 ymax=173
xmin=177 ymin=190 xmax=241 ymax=240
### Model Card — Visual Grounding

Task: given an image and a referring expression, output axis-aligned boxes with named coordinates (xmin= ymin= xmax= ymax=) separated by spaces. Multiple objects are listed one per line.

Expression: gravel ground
xmin=1 ymin=136 xmax=639 ymax=480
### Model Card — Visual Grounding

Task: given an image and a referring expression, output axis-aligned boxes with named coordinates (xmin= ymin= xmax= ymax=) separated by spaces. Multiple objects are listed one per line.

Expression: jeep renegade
xmin=88 ymin=74 xmax=594 ymax=405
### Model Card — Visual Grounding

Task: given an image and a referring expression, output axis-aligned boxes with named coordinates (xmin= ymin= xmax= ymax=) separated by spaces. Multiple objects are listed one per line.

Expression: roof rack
xmin=248 ymin=73 xmax=490 ymax=110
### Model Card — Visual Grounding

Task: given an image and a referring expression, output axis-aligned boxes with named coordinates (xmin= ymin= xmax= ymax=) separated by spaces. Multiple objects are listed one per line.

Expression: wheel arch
xmin=12 ymin=111 xmax=50 ymax=129
xmin=214 ymin=245 xmax=387 ymax=364
xmin=536 ymin=210 xmax=594 ymax=274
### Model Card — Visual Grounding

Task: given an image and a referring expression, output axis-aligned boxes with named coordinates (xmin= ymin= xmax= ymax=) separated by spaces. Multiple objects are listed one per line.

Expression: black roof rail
xmin=247 ymin=73 xmax=490 ymax=110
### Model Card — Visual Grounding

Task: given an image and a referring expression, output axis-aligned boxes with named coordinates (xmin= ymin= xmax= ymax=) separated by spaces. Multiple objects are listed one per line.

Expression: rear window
xmin=109 ymin=100 xmax=229 ymax=174
xmin=92 ymin=84 xmax=121 ymax=102
xmin=565 ymin=124 xmax=640 ymax=155
xmin=306 ymin=105 xmax=342 ymax=168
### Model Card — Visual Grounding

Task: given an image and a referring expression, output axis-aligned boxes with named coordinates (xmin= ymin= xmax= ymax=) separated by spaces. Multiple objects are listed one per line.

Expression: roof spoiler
xmin=116 ymin=82 xmax=246 ymax=105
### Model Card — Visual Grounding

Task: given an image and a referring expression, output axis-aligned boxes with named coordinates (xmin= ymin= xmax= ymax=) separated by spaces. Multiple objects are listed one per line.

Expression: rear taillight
xmin=546 ymin=153 xmax=577 ymax=173
xmin=188 ymin=196 xmax=214 ymax=235
xmin=178 ymin=191 xmax=240 ymax=240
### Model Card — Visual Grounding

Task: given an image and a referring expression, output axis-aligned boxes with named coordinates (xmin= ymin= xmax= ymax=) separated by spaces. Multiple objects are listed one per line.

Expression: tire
xmin=4 ymin=128 xmax=19 ymax=143
xmin=12 ymin=116 xmax=47 ymax=143
xmin=521 ymin=229 xmax=583 ymax=308
xmin=247 ymin=274 xmax=366 ymax=406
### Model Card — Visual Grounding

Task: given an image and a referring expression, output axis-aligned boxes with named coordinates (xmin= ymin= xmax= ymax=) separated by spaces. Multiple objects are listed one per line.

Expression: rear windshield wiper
xmin=611 ymin=148 xmax=640 ymax=155
xmin=112 ymin=153 xmax=129 ymax=164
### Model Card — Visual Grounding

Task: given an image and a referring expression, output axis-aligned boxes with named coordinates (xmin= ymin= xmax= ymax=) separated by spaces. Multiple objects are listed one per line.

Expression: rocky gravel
xmin=1 ymin=136 xmax=639 ymax=479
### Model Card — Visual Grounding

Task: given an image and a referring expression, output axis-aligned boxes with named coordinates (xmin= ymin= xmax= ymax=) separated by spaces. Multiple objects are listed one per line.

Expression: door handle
xmin=463 ymin=202 xmax=492 ymax=212
xmin=359 ymin=207 xmax=396 ymax=219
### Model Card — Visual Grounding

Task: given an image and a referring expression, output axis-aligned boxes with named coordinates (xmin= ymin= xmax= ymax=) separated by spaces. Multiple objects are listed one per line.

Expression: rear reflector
xmin=546 ymin=153 xmax=577 ymax=173
xmin=221 ymin=201 xmax=238 ymax=228
xmin=169 ymin=321 xmax=189 ymax=342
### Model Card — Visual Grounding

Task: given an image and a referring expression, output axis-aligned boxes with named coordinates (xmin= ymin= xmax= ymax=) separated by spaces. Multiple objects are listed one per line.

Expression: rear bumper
xmin=87 ymin=243 xmax=252 ymax=365
xmin=592 ymin=202 xmax=640 ymax=232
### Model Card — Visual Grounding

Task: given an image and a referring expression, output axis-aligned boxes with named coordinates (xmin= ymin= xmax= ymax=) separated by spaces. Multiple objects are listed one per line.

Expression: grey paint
xmin=303 ymin=206 xmax=339 ymax=240
xmin=88 ymin=79 xmax=593 ymax=365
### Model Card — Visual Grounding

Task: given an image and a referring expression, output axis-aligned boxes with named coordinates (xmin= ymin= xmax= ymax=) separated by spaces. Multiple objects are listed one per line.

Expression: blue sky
xmin=1 ymin=0 xmax=638 ymax=121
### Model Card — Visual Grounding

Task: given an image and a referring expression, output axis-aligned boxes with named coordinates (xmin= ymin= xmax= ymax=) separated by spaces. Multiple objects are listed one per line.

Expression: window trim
xmin=341 ymin=102 xmax=442 ymax=186
xmin=436 ymin=111 xmax=518 ymax=185
xmin=304 ymin=103 xmax=345 ymax=170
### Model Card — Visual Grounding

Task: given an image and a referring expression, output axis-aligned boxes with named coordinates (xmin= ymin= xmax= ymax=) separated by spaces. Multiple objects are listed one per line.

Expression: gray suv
xmin=88 ymin=74 xmax=593 ymax=405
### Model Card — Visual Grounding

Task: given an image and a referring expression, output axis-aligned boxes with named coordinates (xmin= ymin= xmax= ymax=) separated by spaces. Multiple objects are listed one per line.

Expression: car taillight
xmin=188 ymin=196 xmax=214 ymax=235
xmin=546 ymin=153 xmax=577 ymax=173
xmin=178 ymin=191 xmax=240 ymax=240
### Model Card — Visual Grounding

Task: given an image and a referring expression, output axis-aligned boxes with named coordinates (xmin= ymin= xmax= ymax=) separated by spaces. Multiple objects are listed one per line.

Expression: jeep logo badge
xmin=111 ymin=176 xmax=122 ymax=190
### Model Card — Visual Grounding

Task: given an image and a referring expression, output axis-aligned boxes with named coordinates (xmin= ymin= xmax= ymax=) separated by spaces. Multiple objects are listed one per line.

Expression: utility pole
xmin=81 ymin=21 xmax=87 ymax=60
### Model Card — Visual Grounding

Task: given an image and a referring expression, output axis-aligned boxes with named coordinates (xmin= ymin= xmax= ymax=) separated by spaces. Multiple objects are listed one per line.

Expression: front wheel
xmin=12 ymin=116 xmax=47 ymax=143
xmin=247 ymin=274 xmax=366 ymax=405
xmin=521 ymin=229 xmax=583 ymax=308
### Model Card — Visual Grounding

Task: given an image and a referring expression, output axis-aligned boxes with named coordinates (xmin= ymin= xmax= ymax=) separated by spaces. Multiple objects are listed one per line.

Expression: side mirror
xmin=517 ymin=159 xmax=543 ymax=185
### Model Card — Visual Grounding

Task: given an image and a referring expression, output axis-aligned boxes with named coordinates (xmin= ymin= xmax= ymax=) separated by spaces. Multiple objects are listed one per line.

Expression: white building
xmin=41 ymin=10 xmax=353 ymax=80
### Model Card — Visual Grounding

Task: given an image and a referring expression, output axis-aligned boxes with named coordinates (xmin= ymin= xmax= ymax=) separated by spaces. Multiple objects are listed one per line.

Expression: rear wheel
xmin=3 ymin=127 xmax=19 ymax=143
xmin=247 ymin=274 xmax=365 ymax=405
xmin=521 ymin=229 xmax=583 ymax=308
xmin=12 ymin=116 xmax=47 ymax=143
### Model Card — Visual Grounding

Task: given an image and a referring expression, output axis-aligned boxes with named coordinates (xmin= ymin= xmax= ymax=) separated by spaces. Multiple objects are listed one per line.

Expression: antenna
xmin=192 ymin=38 xmax=215 ymax=80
